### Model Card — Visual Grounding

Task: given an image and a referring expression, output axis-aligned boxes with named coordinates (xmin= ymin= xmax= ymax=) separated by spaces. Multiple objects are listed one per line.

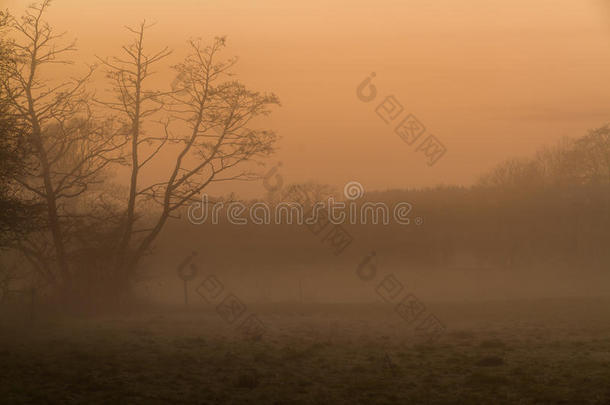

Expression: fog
xmin=1 ymin=1 xmax=610 ymax=404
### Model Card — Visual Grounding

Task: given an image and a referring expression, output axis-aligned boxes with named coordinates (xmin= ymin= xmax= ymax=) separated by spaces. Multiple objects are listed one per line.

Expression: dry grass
xmin=1 ymin=299 xmax=610 ymax=404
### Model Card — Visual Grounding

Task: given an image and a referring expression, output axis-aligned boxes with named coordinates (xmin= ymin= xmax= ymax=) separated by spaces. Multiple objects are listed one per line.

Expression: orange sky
xmin=4 ymin=0 xmax=610 ymax=197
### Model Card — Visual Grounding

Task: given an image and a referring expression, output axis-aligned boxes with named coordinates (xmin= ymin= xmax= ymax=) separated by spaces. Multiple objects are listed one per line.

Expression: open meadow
xmin=2 ymin=298 xmax=610 ymax=404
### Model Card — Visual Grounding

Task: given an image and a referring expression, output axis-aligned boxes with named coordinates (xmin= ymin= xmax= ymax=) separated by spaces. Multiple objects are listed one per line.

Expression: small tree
xmin=572 ymin=125 xmax=610 ymax=186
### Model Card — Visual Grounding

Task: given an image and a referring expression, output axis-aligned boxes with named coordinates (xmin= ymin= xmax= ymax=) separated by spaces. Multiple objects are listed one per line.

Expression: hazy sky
xmin=4 ymin=0 xmax=610 ymax=196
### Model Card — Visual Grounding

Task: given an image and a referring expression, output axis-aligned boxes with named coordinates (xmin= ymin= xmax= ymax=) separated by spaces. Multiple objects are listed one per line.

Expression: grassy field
xmin=2 ymin=298 xmax=610 ymax=404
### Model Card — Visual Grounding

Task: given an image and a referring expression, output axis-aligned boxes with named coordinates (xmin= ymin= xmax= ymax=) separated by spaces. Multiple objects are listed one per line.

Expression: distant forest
xmin=159 ymin=127 xmax=610 ymax=279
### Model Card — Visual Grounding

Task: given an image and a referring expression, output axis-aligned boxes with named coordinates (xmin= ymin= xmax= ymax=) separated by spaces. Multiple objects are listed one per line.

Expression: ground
xmin=1 ymin=298 xmax=610 ymax=404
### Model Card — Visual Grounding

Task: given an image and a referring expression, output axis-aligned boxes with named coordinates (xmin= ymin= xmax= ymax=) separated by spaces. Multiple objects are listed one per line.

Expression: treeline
xmin=159 ymin=126 xmax=610 ymax=277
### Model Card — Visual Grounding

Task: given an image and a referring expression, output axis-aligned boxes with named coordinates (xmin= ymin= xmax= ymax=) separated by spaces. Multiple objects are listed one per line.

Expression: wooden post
xmin=298 ymin=278 xmax=303 ymax=303
xmin=29 ymin=286 xmax=36 ymax=322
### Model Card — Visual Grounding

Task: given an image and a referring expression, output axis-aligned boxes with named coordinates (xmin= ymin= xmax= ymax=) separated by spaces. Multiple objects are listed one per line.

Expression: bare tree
xmin=0 ymin=9 xmax=40 ymax=247
xmin=1 ymin=1 xmax=124 ymax=291
xmin=95 ymin=21 xmax=172 ymax=287
xmin=1 ymin=2 xmax=279 ymax=302
xmin=98 ymin=27 xmax=280 ymax=290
